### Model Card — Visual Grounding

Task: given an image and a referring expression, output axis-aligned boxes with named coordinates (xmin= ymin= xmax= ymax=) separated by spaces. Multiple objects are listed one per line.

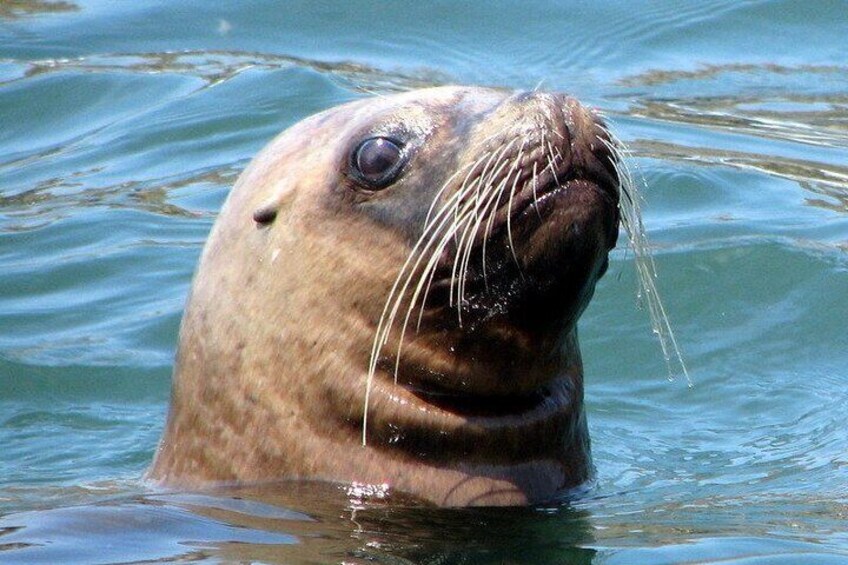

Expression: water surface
xmin=1 ymin=1 xmax=847 ymax=563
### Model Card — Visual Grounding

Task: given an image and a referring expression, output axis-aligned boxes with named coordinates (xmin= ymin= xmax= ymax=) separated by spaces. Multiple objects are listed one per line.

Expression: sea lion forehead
xmin=357 ymin=85 xmax=509 ymax=114
xmin=324 ymin=86 xmax=511 ymax=138
xmin=241 ymin=87 xmax=512 ymax=230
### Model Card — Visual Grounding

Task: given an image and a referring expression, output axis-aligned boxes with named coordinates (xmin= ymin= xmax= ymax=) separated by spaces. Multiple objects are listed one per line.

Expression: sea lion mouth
xmin=401 ymin=380 xmax=549 ymax=418
xmin=363 ymin=374 xmax=582 ymax=459
xmin=420 ymin=141 xmax=621 ymax=307
xmin=493 ymin=160 xmax=620 ymax=240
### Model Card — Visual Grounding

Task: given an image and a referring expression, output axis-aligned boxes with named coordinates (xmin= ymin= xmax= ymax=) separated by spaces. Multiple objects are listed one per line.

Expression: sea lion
xmin=149 ymin=86 xmax=622 ymax=506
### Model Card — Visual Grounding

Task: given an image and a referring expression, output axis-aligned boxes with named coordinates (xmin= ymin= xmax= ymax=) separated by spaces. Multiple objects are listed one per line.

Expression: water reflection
xmin=1 ymin=50 xmax=448 ymax=93
xmin=632 ymin=139 xmax=848 ymax=216
xmin=2 ymin=2 xmax=848 ymax=562
xmin=629 ymin=95 xmax=848 ymax=150
xmin=0 ymin=482 xmax=598 ymax=564
xmin=0 ymin=167 xmax=238 ymax=233
xmin=5 ymin=482 xmax=846 ymax=563
xmin=618 ymin=63 xmax=848 ymax=156
xmin=0 ymin=1 xmax=78 ymax=20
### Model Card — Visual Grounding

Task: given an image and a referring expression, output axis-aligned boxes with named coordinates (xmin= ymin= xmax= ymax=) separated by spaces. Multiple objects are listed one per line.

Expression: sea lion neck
xmin=360 ymin=328 xmax=587 ymax=451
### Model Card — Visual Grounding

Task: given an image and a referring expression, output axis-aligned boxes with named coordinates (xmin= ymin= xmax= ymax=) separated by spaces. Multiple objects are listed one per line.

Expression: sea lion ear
xmin=252 ymin=191 xmax=297 ymax=228
xmin=252 ymin=203 xmax=278 ymax=226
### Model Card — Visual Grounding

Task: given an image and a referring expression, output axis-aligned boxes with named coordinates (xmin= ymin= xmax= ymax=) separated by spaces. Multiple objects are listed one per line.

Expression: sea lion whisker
xmin=448 ymin=165 xmax=477 ymax=244
xmin=552 ymin=144 xmax=564 ymax=164
xmin=474 ymin=148 xmax=509 ymax=205
xmin=480 ymin=162 xmax=519 ymax=277
xmin=416 ymin=187 xmax=487 ymax=333
xmin=450 ymin=141 xmax=517 ymax=310
xmin=445 ymin=124 xmax=517 ymax=225
xmin=392 ymin=245 xmax=450 ymax=383
xmin=375 ymin=187 xmax=464 ymax=340
xmin=450 ymin=183 xmax=494 ymax=315
xmin=531 ymin=161 xmax=543 ymax=221
xmin=597 ymin=134 xmax=634 ymax=207
xmin=454 ymin=140 xmax=519 ymax=311
xmin=409 ymin=203 xmax=480 ymax=336
xmin=461 ymin=169 xmax=512 ymax=299
xmin=468 ymin=143 xmax=508 ymax=207
xmin=366 ymin=172 xmax=496 ymax=441
xmin=596 ymin=125 xmax=691 ymax=385
xmin=451 ymin=148 xmax=500 ymax=244
xmin=421 ymin=198 xmax=479 ymax=318
xmin=504 ymin=141 xmax=529 ymax=273
xmin=414 ymin=220 xmax=465 ymax=330
xmin=452 ymin=182 xmax=492 ymax=320
xmin=624 ymin=212 xmax=687 ymax=382
xmin=366 ymin=201 xmax=488 ymax=443
xmin=449 ymin=177 xmax=485 ymax=312
xmin=546 ymin=139 xmax=563 ymax=190
xmin=423 ymin=159 xmax=482 ymax=230
xmin=382 ymin=157 xmax=500 ymax=364
xmin=448 ymin=125 xmax=516 ymax=229
xmin=381 ymin=173 xmax=484 ymax=341
xmin=504 ymin=164 xmax=525 ymax=273
xmin=487 ymin=141 xmax=527 ymax=264
xmin=413 ymin=175 xmax=494 ymax=321
xmin=411 ymin=137 xmax=519 ymax=329
xmin=472 ymin=134 xmax=526 ymax=282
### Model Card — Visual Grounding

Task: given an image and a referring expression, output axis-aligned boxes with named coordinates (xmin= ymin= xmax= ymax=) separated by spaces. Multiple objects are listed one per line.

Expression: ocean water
xmin=1 ymin=1 xmax=847 ymax=563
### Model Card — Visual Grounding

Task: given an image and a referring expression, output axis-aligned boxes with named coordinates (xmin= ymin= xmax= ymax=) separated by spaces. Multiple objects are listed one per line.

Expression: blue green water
xmin=1 ymin=0 xmax=847 ymax=562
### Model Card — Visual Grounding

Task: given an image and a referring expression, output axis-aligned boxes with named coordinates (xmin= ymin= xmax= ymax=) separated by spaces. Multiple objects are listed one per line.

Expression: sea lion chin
xmin=148 ymin=86 xmax=622 ymax=507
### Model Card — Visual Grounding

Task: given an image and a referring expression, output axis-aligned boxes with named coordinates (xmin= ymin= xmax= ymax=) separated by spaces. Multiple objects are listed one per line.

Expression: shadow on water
xmin=0 ymin=482 xmax=597 ymax=564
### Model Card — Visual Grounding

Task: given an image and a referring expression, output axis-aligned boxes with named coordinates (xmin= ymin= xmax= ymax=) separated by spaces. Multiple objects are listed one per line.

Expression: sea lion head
xmin=151 ymin=86 xmax=622 ymax=506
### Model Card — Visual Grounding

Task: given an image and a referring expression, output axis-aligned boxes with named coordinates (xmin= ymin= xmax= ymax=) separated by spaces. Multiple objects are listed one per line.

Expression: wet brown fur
xmin=149 ymin=87 xmax=620 ymax=506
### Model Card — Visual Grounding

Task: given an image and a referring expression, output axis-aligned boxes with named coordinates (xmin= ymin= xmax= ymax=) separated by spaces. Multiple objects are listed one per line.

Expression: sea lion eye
xmin=353 ymin=137 xmax=404 ymax=189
